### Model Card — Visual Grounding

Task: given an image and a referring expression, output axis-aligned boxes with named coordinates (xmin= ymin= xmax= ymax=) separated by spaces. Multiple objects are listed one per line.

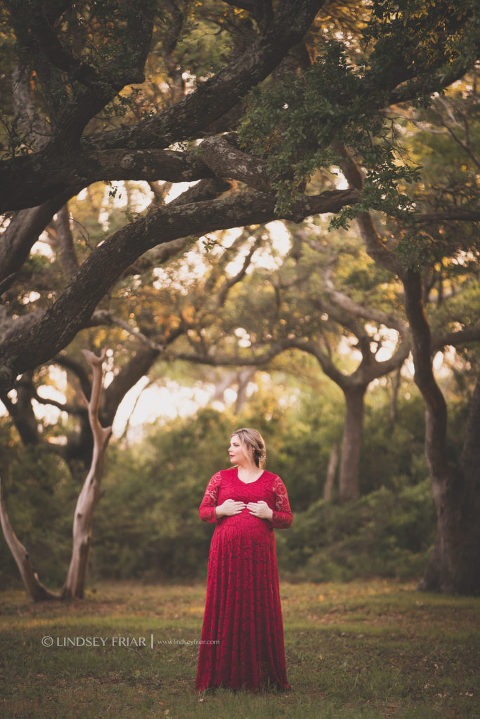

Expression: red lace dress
xmin=195 ymin=467 xmax=293 ymax=693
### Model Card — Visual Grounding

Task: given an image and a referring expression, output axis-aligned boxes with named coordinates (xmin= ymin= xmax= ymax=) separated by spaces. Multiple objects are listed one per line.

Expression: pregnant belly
xmin=216 ymin=509 xmax=273 ymax=543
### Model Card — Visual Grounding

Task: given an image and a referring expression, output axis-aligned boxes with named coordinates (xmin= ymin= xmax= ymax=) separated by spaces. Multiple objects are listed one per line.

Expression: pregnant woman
xmin=195 ymin=427 xmax=293 ymax=694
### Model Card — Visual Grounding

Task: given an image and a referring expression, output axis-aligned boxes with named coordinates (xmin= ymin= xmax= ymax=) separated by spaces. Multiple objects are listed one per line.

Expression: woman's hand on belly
xmin=246 ymin=500 xmax=273 ymax=521
xmin=216 ymin=499 xmax=246 ymax=518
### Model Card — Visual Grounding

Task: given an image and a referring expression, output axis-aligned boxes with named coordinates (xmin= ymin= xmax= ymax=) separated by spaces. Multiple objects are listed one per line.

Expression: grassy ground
xmin=0 ymin=578 xmax=479 ymax=718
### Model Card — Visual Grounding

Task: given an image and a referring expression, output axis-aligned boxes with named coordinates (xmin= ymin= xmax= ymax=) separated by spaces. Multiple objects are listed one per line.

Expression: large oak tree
xmin=1 ymin=0 xmax=477 ymax=391
xmin=1 ymin=0 xmax=480 ymax=595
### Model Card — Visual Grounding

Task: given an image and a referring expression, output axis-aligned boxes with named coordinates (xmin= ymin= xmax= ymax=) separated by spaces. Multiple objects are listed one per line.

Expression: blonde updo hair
xmin=232 ymin=427 xmax=266 ymax=469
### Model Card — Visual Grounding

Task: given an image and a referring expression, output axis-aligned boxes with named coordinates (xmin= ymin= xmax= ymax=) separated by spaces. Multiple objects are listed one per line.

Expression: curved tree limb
xmin=0 ymin=476 xmax=61 ymax=600
xmin=0 ymin=187 xmax=360 ymax=392
xmin=0 ymin=0 xmax=325 ymax=212
xmin=0 ymin=192 xmax=71 ymax=281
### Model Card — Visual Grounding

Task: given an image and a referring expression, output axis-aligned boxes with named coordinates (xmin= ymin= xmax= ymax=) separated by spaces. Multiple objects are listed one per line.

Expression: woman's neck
xmin=236 ymin=458 xmax=257 ymax=471
xmin=237 ymin=463 xmax=262 ymax=479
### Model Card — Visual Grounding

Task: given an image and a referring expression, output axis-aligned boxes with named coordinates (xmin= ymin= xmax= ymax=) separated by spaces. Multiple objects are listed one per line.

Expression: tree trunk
xmin=323 ymin=441 xmax=339 ymax=500
xmin=419 ymin=366 xmax=480 ymax=594
xmin=0 ymin=371 xmax=40 ymax=446
xmin=389 ymin=363 xmax=402 ymax=428
xmin=62 ymin=350 xmax=112 ymax=599
xmin=0 ymin=349 xmax=111 ymax=601
xmin=234 ymin=368 xmax=256 ymax=414
xmin=338 ymin=385 xmax=367 ymax=501
xmin=419 ymin=478 xmax=480 ymax=595
xmin=0 ymin=476 xmax=60 ymax=600
xmin=403 ymin=271 xmax=480 ymax=595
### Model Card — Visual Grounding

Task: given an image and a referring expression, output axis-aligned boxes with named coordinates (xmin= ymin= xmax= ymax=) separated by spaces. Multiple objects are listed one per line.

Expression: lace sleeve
xmin=271 ymin=475 xmax=293 ymax=529
xmin=199 ymin=471 xmax=223 ymax=523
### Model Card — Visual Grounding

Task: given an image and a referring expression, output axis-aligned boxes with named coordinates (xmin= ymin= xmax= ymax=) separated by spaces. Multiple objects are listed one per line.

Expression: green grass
xmin=1 ymin=579 xmax=479 ymax=718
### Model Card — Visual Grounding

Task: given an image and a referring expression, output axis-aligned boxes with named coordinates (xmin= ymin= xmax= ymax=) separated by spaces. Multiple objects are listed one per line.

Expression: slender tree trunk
xmin=62 ymin=350 xmax=112 ymax=599
xmin=323 ymin=441 xmax=339 ymax=500
xmin=338 ymin=384 xmax=367 ymax=501
xmin=234 ymin=368 xmax=256 ymax=414
xmin=0 ymin=476 xmax=60 ymax=600
xmin=389 ymin=364 xmax=402 ymax=428
xmin=0 ymin=349 xmax=111 ymax=601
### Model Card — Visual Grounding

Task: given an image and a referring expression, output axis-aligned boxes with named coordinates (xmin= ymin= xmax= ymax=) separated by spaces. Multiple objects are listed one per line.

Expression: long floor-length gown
xmin=195 ymin=466 xmax=293 ymax=692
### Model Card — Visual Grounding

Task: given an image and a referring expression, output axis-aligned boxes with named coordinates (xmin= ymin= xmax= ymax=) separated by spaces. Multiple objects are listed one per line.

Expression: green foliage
xmin=91 ymin=408 xmax=234 ymax=581
xmin=284 ymin=480 xmax=435 ymax=582
xmin=393 ymin=76 xmax=480 ymax=269
xmin=89 ymin=387 xmax=436 ymax=583
xmin=237 ymin=1 xmax=479 ymax=232
xmin=0 ymin=383 xmax=440 ymax=588
xmin=238 ymin=40 xmax=422 ymax=221
xmin=360 ymin=396 xmax=428 ymax=495
xmin=172 ymin=18 xmax=232 ymax=79
xmin=0 ymin=419 xmax=76 ymax=588
xmin=366 ymin=0 xmax=480 ymax=82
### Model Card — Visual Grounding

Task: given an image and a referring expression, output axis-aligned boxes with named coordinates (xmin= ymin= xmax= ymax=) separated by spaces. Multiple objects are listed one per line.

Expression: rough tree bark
xmin=404 ymin=272 xmax=480 ymax=594
xmin=0 ymin=349 xmax=112 ymax=601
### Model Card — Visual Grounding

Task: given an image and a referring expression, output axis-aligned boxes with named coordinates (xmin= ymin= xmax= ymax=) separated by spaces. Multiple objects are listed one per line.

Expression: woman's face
xmin=228 ymin=434 xmax=249 ymax=466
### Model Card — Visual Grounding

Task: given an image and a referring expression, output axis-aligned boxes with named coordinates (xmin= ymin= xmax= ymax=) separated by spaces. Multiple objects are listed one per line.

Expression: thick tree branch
xmin=11 ymin=61 xmax=49 ymax=151
xmin=51 ymin=204 xmax=79 ymax=281
xmin=0 ymin=1 xmax=324 ymax=212
xmin=11 ymin=2 xmax=154 ymax=147
xmin=198 ymin=134 xmax=271 ymax=193
xmin=334 ymin=142 xmax=403 ymax=277
xmin=0 ymin=192 xmax=71 ymax=281
xmin=403 ymin=270 xmax=448 ymax=479
xmin=0 ymin=147 xmax=215 ymax=213
xmin=0 ymin=187 xmax=359 ymax=392
xmin=432 ymin=324 xmax=480 ymax=351
xmin=0 ymin=372 xmax=39 ymax=445
xmin=90 ymin=0 xmax=325 ymax=152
